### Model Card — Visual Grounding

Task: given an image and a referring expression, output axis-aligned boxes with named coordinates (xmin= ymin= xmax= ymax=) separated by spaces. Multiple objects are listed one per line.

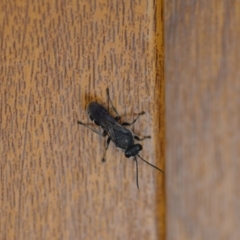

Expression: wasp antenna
xmin=137 ymin=155 xmax=164 ymax=174
xmin=135 ymin=157 xmax=139 ymax=189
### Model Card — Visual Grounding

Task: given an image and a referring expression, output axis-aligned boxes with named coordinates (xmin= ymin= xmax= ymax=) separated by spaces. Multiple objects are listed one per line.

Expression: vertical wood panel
xmin=165 ymin=1 xmax=240 ymax=239
xmin=0 ymin=0 xmax=164 ymax=239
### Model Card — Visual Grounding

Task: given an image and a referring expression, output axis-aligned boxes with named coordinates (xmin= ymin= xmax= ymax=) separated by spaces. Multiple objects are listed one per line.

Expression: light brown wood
xmin=165 ymin=1 xmax=240 ymax=240
xmin=0 ymin=1 xmax=165 ymax=239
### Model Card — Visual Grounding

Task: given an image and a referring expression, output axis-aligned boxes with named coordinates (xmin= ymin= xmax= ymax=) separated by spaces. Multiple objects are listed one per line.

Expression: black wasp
xmin=77 ymin=88 xmax=164 ymax=189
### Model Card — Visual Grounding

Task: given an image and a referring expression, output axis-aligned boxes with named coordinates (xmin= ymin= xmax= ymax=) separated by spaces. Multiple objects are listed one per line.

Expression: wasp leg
xmin=121 ymin=111 xmax=145 ymax=126
xmin=134 ymin=135 xmax=151 ymax=141
xmin=106 ymin=88 xmax=121 ymax=119
xmin=102 ymin=137 xmax=111 ymax=162
xmin=77 ymin=121 xmax=105 ymax=136
xmin=115 ymin=116 xmax=121 ymax=121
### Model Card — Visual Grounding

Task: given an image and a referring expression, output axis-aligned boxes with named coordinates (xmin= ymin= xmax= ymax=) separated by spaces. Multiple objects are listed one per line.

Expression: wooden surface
xmin=0 ymin=1 xmax=164 ymax=240
xmin=165 ymin=1 xmax=240 ymax=240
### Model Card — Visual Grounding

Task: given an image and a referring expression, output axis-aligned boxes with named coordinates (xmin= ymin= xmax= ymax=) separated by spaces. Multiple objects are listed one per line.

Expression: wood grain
xmin=0 ymin=0 xmax=165 ymax=239
xmin=165 ymin=1 xmax=240 ymax=240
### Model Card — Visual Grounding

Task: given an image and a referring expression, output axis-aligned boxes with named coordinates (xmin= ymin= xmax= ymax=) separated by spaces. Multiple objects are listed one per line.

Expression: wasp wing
xmin=100 ymin=116 xmax=130 ymax=145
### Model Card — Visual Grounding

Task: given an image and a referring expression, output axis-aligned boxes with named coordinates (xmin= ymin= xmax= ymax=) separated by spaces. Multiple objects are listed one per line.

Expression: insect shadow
xmin=77 ymin=88 xmax=164 ymax=189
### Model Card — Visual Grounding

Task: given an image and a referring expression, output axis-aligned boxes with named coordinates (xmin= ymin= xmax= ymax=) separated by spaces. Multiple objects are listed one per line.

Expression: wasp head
xmin=125 ymin=144 xmax=142 ymax=158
